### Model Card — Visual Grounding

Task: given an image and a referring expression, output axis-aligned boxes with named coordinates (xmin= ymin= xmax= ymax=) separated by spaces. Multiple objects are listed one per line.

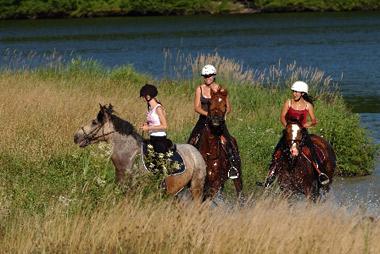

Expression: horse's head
xmin=284 ymin=118 xmax=305 ymax=158
xmin=208 ymin=88 xmax=228 ymax=127
xmin=74 ymin=104 xmax=115 ymax=147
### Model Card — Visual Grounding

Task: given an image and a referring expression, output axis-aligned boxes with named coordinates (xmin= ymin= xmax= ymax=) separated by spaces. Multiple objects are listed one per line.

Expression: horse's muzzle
xmin=210 ymin=115 xmax=224 ymax=127
xmin=290 ymin=146 xmax=299 ymax=157
xmin=74 ymin=133 xmax=89 ymax=148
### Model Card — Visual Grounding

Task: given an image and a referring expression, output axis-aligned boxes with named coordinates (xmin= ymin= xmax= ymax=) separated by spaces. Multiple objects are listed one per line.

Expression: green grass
xmin=0 ymin=55 xmax=377 ymax=220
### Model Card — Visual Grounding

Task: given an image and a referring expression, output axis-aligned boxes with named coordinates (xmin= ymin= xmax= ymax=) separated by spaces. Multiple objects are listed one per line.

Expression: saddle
xmin=141 ymin=139 xmax=186 ymax=175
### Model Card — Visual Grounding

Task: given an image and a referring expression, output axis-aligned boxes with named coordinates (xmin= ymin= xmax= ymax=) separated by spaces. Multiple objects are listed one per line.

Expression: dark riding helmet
xmin=139 ymin=84 xmax=158 ymax=98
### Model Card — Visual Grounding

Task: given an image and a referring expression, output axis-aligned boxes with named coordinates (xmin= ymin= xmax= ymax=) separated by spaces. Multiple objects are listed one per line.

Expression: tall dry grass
xmin=0 ymin=55 xmax=378 ymax=253
xmin=0 ymin=72 xmax=194 ymax=162
xmin=1 ymin=196 xmax=379 ymax=253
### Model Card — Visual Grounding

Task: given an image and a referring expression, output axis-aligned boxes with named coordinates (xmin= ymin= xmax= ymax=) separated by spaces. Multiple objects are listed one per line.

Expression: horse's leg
xmin=111 ymin=157 xmax=126 ymax=185
xmin=233 ymin=177 xmax=243 ymax=197
xmin=111 ymin=149 xmax=136 ymax=186
xmin=304 ymin=181 xmax=320 ymax=202
xmin=190 ymin=164 xmax=206 ymax=203
xmin=206 ymin=175 xmax=221 ymax=200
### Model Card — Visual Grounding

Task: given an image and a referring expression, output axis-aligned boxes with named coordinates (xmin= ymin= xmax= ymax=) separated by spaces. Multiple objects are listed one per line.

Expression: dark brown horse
xmin=270 ymin=119 xmax=336 ymax=201
xmin=199 ymin=88 xmax=243 ymax=199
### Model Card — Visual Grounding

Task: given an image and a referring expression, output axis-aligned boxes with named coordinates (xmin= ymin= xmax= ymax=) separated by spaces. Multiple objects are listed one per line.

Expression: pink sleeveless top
xmin=285 ymin=100 xmax=309 ymax=127
xmin=147 ymin=104 xmax=166 ymax=136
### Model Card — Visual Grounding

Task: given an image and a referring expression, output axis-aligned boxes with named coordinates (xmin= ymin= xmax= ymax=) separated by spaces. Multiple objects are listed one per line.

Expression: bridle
xmin=80 ymin=120 xmax=115 ymax=146
xmin=286 ymin=123 xmax=306 ymax=158
xmin=208 ymin=96 xmax=227 ymax=127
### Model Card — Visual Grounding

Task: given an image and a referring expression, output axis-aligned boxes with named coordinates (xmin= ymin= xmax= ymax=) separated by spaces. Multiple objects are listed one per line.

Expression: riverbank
xmin=0 ymin=54 xmax=377 ymax=215
xmin=1 ymin=0 xmax=380 ymax=19
xmin=0 ymin=55 xmax=378 ymax=251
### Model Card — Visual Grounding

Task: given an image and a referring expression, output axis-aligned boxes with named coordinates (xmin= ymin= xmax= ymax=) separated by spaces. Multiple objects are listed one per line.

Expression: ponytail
xmin=302 ymin=93 xmax=314 ymax=106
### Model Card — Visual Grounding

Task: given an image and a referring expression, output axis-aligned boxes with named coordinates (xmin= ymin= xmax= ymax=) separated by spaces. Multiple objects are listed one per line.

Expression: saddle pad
xmin=141 ymin=140 xmax=186 ymax=175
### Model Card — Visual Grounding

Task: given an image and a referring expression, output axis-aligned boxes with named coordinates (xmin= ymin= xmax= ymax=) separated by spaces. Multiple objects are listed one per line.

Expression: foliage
xmin=251 ymin=0 xmax=380 ymax=12
xmin=1 ymin=0 xmax=380 ymax=19
xmin=0 ymin=0 xmax=245 ymax=19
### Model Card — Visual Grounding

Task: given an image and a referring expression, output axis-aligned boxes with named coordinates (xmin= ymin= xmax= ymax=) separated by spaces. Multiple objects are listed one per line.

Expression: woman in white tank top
xmin=139 ymin=84 xmax=169 ymax=154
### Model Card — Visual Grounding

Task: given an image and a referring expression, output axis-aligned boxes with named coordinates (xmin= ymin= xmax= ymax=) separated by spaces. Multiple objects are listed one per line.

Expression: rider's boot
xmin=264 ymin=169 xmax=276 ymax=188
xmin=226 ymin=145 xmax=239 ymax=179
xmin=304 ymin=147 xmax=330 ymax=185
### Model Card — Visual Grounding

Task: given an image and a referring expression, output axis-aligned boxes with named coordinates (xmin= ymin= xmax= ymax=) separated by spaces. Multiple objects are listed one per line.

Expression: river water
xmin=0 ymin=12 xmax=379 ymax=210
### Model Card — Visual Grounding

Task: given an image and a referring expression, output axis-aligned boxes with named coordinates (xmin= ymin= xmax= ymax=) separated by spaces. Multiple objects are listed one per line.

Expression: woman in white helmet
xmin=265 ymin=81 xmax=329 ymax=187
xmin=187 ymin=64 xmax=239 ymax=178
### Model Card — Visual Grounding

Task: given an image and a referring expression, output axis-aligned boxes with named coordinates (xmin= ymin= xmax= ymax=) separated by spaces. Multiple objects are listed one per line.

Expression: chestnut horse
xmin=199 ymin=88 xmax=243 ymax=199
xmin=74 ymin=104 xmax=206 ymax=202
xmin=270 ymin=119 xmax=336 ymax=201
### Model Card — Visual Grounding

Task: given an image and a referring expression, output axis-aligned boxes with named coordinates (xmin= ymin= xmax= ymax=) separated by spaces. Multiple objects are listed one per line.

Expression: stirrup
xmin=228 ymin=166 xmax=239 ymax=179
xmin=318 ymin=173 xmax=330 ymax=185
xmin=264 ymin=175 xmax=275 ymax=188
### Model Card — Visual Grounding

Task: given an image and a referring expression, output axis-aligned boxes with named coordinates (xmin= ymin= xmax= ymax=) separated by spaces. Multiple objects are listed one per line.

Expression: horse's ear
xmin=107 ymin=104 xmax=114 ymax=113
xmin=99 ymin=103 xmax=105 ymax=111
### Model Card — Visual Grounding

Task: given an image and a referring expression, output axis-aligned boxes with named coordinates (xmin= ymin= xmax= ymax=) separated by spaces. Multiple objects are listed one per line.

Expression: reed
xmin=1 ymin=196 xmax=379 ymax=253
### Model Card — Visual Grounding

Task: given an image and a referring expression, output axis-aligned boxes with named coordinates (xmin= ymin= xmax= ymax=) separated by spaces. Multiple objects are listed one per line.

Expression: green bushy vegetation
xmin=1 ymin=0 xmax=380 ymax=19
xmin=252 ymin=0 xmax=380 ymax=12
xmin=0 ymin=0 xmax=242 ymax=19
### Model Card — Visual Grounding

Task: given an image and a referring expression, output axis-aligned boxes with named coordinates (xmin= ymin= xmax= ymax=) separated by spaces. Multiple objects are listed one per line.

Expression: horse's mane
xmin=110 ymin=114 xmax=134 ymax=135
xmin=99 ymin=104 xmax=143 ymax=141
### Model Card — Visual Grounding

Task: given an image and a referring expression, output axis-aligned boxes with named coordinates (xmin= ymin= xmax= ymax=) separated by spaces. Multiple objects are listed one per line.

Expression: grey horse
xmin=73 ymin=104 xmax=206 ymax=202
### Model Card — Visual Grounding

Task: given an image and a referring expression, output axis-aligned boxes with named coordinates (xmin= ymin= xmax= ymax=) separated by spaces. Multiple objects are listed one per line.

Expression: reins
xmin=81 ymin=122 xmax=115 ymax=145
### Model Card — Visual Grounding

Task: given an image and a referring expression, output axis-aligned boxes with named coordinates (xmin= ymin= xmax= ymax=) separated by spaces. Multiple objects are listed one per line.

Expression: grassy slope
xmin=0 ymin=57 xmax=378 ymax=252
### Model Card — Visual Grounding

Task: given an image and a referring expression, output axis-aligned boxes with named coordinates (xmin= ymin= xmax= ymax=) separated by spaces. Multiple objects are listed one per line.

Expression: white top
xmin=146 ymin=104 xmax=166 ymax=137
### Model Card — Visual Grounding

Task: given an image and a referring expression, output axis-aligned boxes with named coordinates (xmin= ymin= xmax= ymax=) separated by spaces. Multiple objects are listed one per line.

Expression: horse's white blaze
xmin=291 ymin=124 xmax=300 ymax=141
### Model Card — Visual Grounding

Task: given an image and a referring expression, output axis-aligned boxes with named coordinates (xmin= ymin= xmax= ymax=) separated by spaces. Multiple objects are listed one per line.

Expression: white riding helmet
xmin=201 ymin=64 xmax=217 ymax=76
xmin=291 ymin=81 xmax=309 ymax=94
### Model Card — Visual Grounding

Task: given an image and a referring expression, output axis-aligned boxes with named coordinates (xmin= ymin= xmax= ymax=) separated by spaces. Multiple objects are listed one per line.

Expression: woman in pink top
xmin=139 ymin=84 xmax=169 ymax=154
xmin=265 ymin=81 xmax=329 ymax=187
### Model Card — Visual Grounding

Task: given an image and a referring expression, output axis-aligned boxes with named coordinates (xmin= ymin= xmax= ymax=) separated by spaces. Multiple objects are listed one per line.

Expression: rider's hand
xmin=141 ymin=123 xmax=149 ymax=132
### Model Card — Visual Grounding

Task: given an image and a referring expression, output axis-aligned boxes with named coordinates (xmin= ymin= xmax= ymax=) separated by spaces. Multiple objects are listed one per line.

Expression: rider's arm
xmin=280 ymin=100 xmax=289 ymax=128
xmin=194 ymin=86 xmax=208 ymax=116
xmin=304 ymin=103 xmax=317 ymax=128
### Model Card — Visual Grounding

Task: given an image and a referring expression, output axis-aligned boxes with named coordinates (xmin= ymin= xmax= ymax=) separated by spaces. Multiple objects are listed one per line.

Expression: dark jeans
xmin=187 ymin=115 xmax=208 ymax=149
xmin=188 ymin=116 xmax=239 ymax=168
xmin=150 ymin=135 xmax=169 ymax=154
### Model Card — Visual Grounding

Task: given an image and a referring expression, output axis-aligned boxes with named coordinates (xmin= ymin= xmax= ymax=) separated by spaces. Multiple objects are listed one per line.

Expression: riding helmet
xmin=140 ymin=84 xmax=158 ymax=98
xmin=291 ymin=81 xmax=309 ymax=94
xmin=201 ymin=64 xmax=217 ymax=76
